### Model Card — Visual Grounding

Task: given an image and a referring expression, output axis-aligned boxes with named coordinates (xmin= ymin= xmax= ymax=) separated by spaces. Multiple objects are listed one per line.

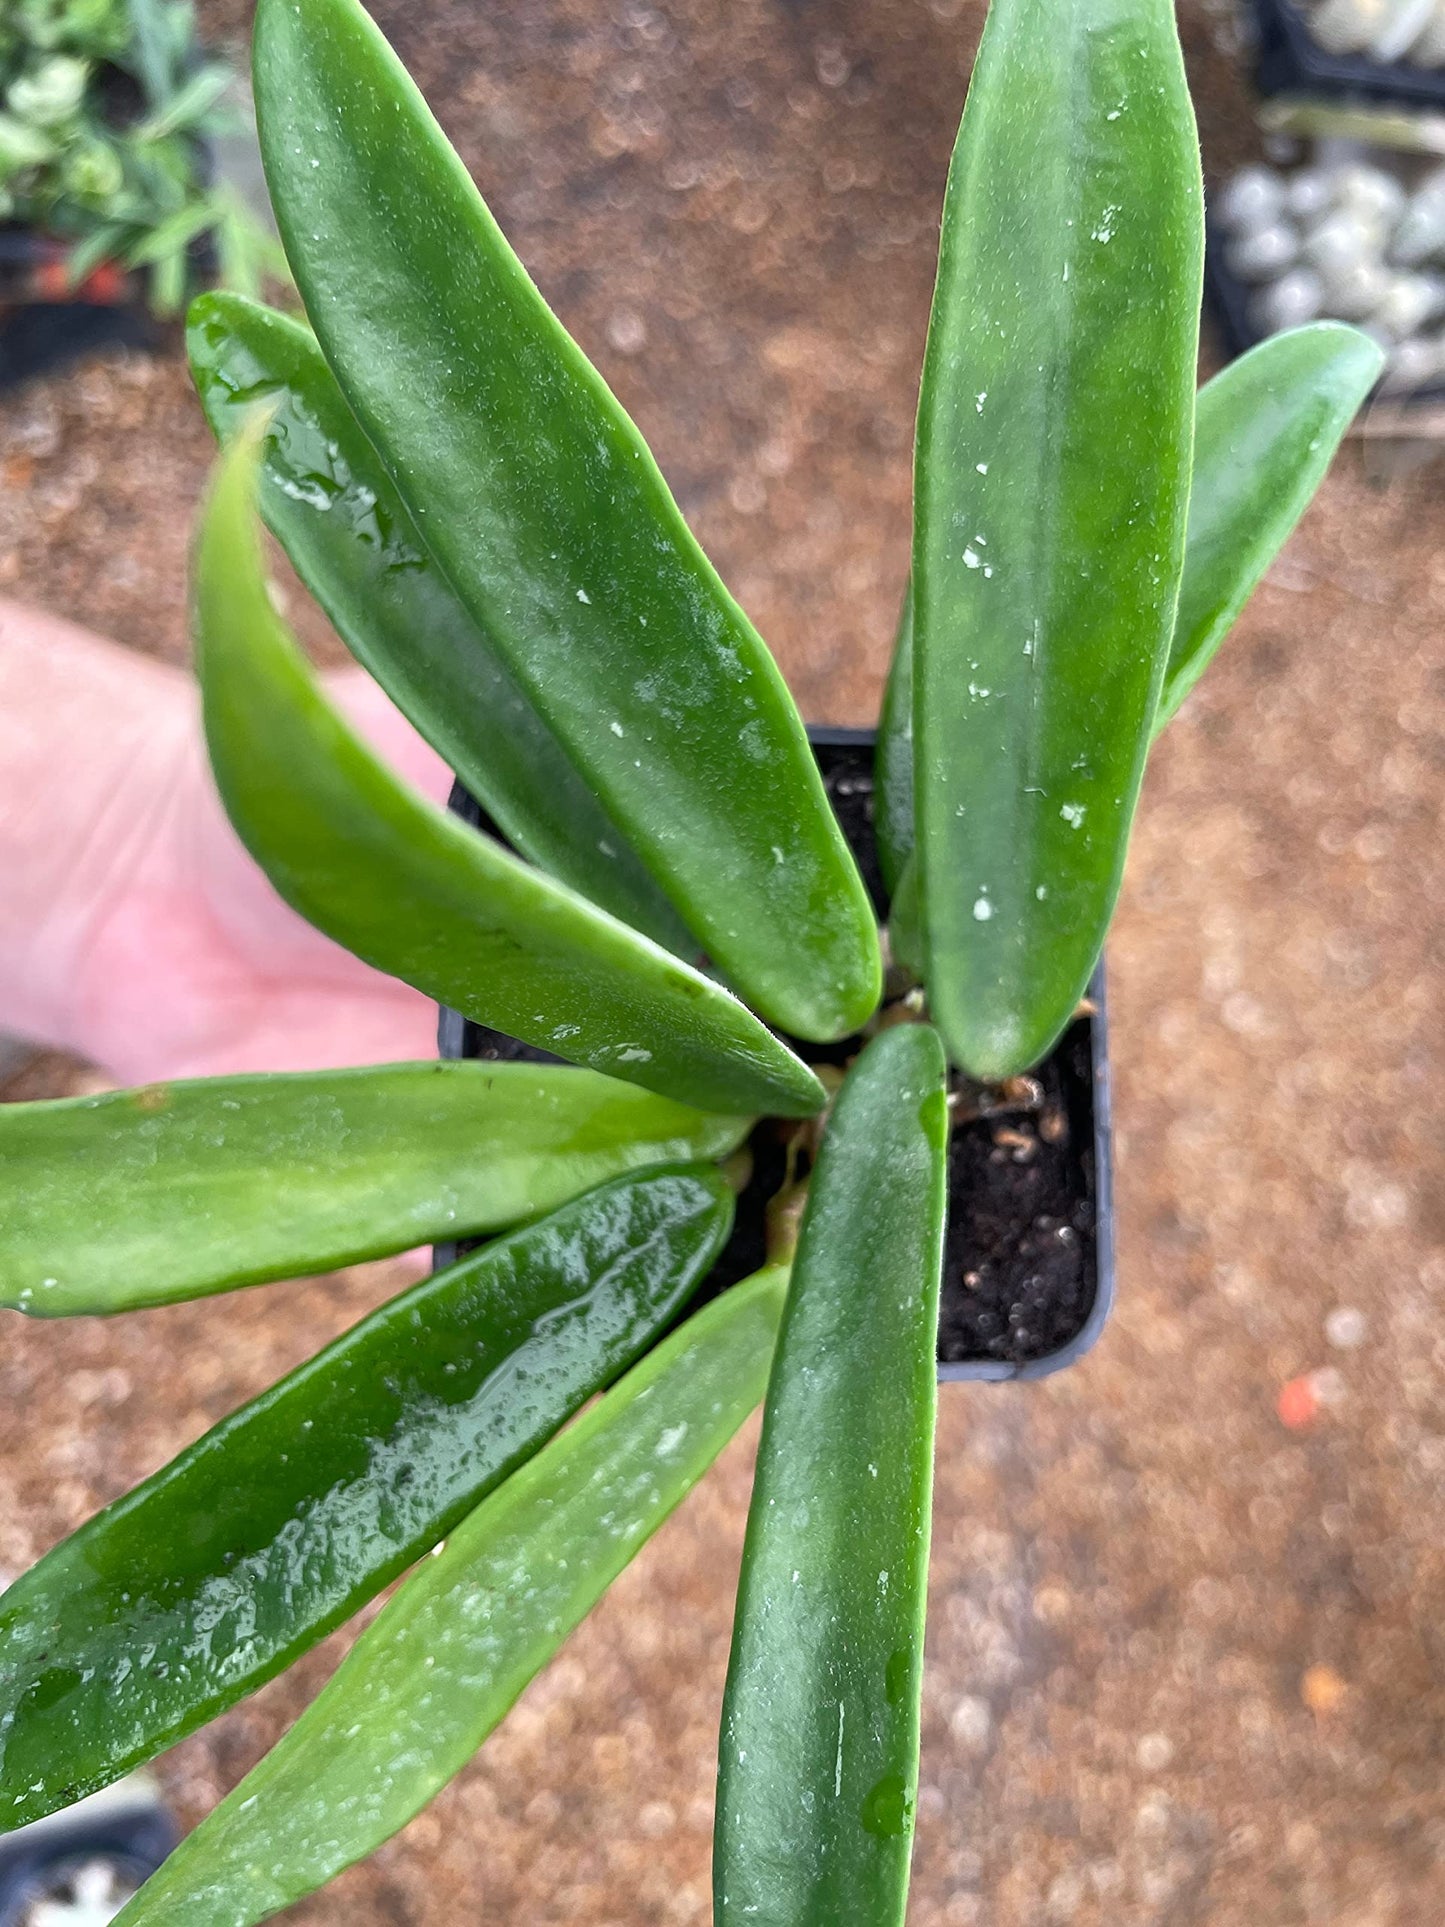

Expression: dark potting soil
xmin=438 ymin=739 xmax=1100 ymax=1367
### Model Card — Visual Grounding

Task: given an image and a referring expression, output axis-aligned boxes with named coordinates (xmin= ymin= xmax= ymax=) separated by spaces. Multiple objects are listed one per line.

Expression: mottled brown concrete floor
xmin=2 ymin=1 xmax=1443 ymax=1921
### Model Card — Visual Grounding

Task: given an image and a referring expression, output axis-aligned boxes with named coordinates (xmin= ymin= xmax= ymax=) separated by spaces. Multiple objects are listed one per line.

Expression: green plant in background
xmin=0 ymin=0 xmax=287 ymax=313
xmin=0 ymin=0 xmax=1379 ymax=1919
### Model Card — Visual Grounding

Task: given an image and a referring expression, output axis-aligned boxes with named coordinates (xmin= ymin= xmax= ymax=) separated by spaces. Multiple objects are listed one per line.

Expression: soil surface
xmin=937 ymin=1019 xmax=1099 ymax=1369
xmin=3 ymin=2 xmax=1445 ymax=1924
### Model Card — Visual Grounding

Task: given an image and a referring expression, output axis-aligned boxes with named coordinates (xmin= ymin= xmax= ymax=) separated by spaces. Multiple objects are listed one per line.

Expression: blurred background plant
xmin=0 ymin=0 xmax=287 ymax=316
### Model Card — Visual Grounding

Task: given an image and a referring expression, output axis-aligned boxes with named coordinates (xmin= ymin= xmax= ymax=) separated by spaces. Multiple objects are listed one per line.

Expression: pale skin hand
xmin=0 ymin=598 xmax=452 ymax=1085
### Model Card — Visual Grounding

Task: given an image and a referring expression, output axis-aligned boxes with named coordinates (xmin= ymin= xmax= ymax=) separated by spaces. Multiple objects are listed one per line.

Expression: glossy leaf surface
xmin=113 ymin=1264 xmax=788 ymax=1927
xmin=715 ymin=1024 xmax=948 ymax=1926
xmin=0 ymin=1061 xmax=749 ymax=1315
xmin=186 ymin=293 xmax=693 ymax=954
xmin=1158 ymin=322 xmax=1381 ymax=732
xmin=913 ymin=0 xmax=1203 ymax=1079
xmin=873 ymin=326 xmax=1377 ymax=905
xmin=193 ymin=430 xmax=825 ymax=1120
xmin=251 ymin=0 xmax=880 ymax=1043
xmin=0 ymin=1168 xmax=733 ymax=1831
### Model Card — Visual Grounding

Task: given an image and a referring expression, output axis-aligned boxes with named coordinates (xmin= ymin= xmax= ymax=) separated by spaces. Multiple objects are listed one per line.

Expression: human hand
xmin=0 ymin=599 xmax=450 ymax=1085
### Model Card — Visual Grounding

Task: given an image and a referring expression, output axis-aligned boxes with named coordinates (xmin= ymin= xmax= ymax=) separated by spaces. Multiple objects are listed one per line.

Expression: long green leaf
xmin=913 ymin=0 xmax=1203 ymax=1080
xmin=251 ymin=0 xmax=880 ymax=1044
xmin=124 ymin=193 xmax=223 ymax=270
xmin=193 ymin=428 xmax=825 ymax=1121
xmin=186 ymin=293 xmax=694 ymax=955
xmin=881 ymin=323 xmax=1380 ymax=908
xmin=0 ymin=1168 xmax=734 ymax=1833
xmin=112 ymin=1263 xmax=788 ymax=1927
xmin=0 ymin=1061 xmax=749 ymax=1315
xmin=715 ymin=1024 xmax=948 ymax=1926
xmin=1157 ymin=321 xmax=1381 ymax=732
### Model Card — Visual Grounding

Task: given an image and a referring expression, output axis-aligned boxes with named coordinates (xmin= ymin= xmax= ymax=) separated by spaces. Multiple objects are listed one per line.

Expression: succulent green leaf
xmin=193 ymin=429 xmax=825 ymax=1120
xmin=0 ymin=1167 xmax=735 ymax=1833
xmin=913 ymin=0 xmax=1203 ymax=1079
xmin=875 ymin=325 xmax=1377 ymax=905
xmin=875 ymin=586 xmax=914 ymax=901
xmin=1157 ymin=321 xmax=1382 ymax=733
xmin=111 ymin=1264 xmax=788 ymax=1927
xmin=250 ymin=0 xmax=880 ymax=1044
xmin=185 ymin=292 xmax=694 ymax=955
xmin=0 ymin=1061 xmax=750 ymax=1316
xmin=715 ymin=1024 xmax=948 ymax=1926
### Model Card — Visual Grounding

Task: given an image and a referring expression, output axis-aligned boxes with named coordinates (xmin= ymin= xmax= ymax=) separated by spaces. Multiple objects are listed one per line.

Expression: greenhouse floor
xmin=1 ymin=1 xmax=1441 ymax=1921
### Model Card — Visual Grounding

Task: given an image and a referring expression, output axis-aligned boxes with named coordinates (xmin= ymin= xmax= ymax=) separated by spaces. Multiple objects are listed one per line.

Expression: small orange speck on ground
xmin=1300 ymin=1664 xmax=1347 ymax=1715
xmin=1277 ymin=1376 xmax=1318 ymax=1429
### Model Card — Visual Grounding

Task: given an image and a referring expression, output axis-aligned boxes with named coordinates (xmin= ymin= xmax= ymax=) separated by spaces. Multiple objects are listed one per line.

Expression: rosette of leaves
xmin=0 ymin=0 xmax=1380 ymax=1921
xmin=0 ymin=0 xmax=285 ymax=313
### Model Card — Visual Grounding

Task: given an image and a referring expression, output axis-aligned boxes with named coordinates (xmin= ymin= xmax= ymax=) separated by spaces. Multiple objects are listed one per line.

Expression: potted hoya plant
xmin=0 ymin=0 xmax=1379 ymax=1920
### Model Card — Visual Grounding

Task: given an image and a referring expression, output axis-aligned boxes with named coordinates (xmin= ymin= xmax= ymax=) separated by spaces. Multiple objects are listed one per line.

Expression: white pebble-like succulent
xmin=1216 ymin=146 xmax=1445 ymax=399
xmin=1307 ymin=0 xmax=1395 ymax=54
xmin=1320 ymin=254 xmax=1393 ymax=319
xmin=1332 ymin=163 xmax=1406 ymax=227
xmin=1285 ymin=168 xmax=1334 ymax=222
xmin=1370 ymin=270 xmax=1445 ymax=338
xmin=1250 ymin=266 xmax=1326 ymax=333
xmin=1215 ymin=165 xmax=1285 ymax=233
xmin=1226 ymin=222 xmax=1300 ymax=282
xmin=1303 ymin=209 xmax=1385 ymax=278
xmin=1381 ymin=330 xmax=1445 ymax=392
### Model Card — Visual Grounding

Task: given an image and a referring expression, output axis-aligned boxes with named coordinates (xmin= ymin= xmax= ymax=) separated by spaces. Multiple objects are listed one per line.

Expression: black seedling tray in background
xmin=1254 ymin=0 xmax=1445 ymax=109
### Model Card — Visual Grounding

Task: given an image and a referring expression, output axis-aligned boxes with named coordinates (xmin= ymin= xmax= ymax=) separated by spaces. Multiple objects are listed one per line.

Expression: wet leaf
xmin=252 ymin=0 xmax=880 ymax=1042
xmin=715 ymin=1024 xmax=948 ymax=1926
xmin=875 ymin=325 xmax=1376 ymax=914
xmin=0 ymin=1168 xmax=734 ymax=1831
xmin=193 ymin=428 xmax=825 ymax=1120
xmin=912 ymin=0 xmax=1203 ymax=1078
xmin=111 ymin=1264 xmax=788 ymax=1927
xmin=0 ymin=1061 xmax=749 ymax=1315
xmin=186 ymin=293 xmax=694 ymax=953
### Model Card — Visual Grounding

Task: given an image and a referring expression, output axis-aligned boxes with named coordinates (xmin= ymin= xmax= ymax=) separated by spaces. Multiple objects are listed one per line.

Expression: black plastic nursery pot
xmin=0 ymin=229 xmax=155 ymax=394
xmin=437 ymin=730 xmax=1115 ymax=1382
xmin=1253 ymin=0 xmax=1445 ymax=109
xmin=0 ymin=1775 xmax=176 ymax=1927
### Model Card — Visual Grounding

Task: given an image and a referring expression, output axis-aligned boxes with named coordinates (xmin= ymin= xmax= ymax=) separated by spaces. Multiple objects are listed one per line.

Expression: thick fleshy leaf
xmin=913 ymin=0 xmax=1203 ymax=1079
xmin=111 ymin=1264 xmax=788 ymax=1927
xmin=875 ymin=327 xmax=1378 ymax=908
xmin=0 ymin=1167 xmax=734 ymax=1833
xmin=1157 ymin=321 xmax=1381 ymax=733
xmin=185 ymin=293 xmax=693 ymax=955
xmin=193 ymin=429 xmax=825 ymax=1120
xmin=715 ymin=1024 xmax=948 ymax=1926
xmin=0 ymin=1061 xmax=749 ymax=1315
xmin=251 ymin=0 xmax=880 ymax=1044
xmin=875 ymin=587 xmax=914 ymax=901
